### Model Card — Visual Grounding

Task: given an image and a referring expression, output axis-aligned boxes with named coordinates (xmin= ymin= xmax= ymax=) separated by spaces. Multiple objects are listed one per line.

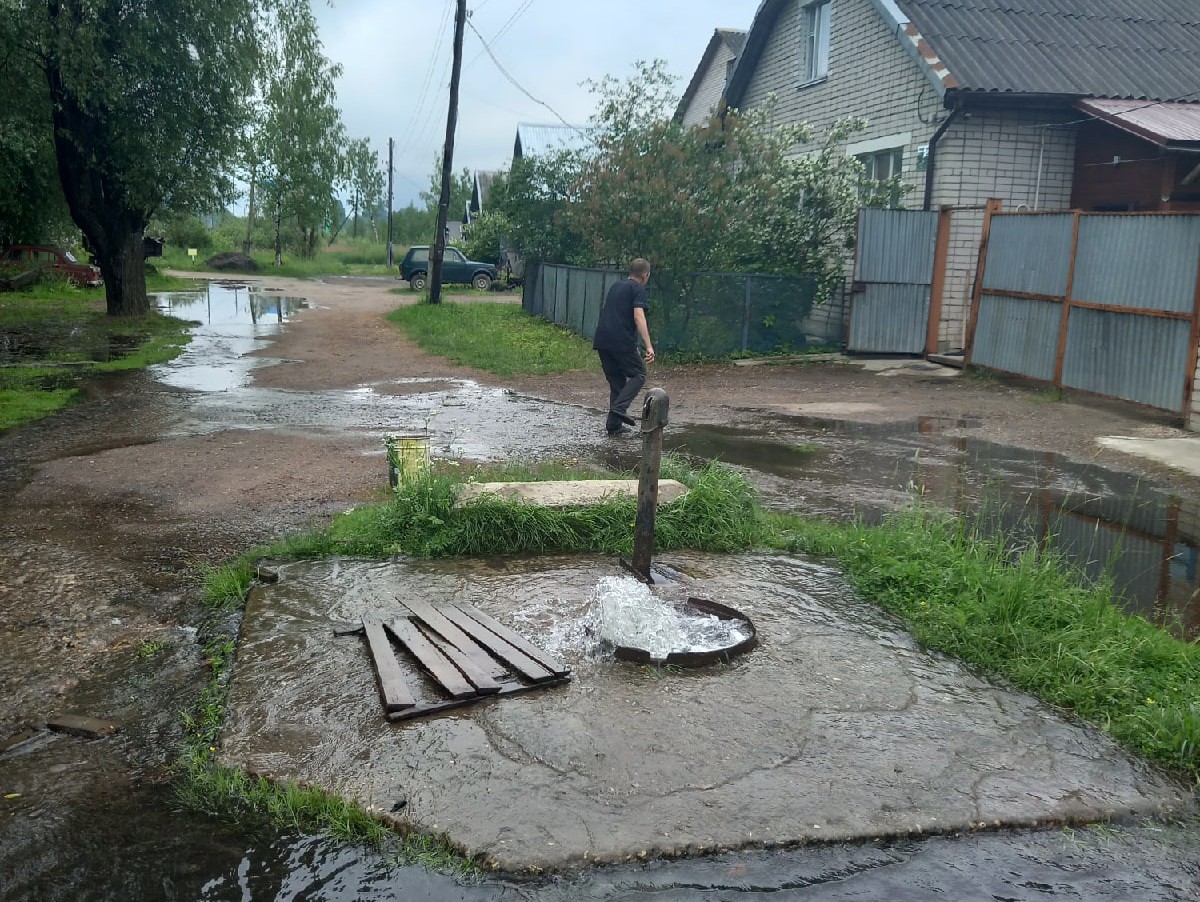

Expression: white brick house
xmin=675 ymin=28 xmax=747 ymax=127
xmin=723 ymin=0 xmax=1200 ymax=351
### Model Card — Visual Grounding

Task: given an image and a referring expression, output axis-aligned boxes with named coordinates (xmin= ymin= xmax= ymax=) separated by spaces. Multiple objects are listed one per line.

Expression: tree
xmin=566 ymin=60 xmax=875 ymax=308
xmin=8 ymin=0 xmax=272 ymax=315
xmin=258 ymin=5 xmax=345 ymax=261
xmin=420 ymin=157 xmax=473 ymax=235
xmin=334 ymin=137 xmax=384 ymax=241
xmin=487 ymin=152 xmax=590 ymax=266
xmin=0 ymin=13 xmax=72 ymax=247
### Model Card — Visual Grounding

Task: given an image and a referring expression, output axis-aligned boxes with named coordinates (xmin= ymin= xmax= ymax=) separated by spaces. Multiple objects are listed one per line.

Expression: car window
xmin=447 ymin=248 xmax=465 ymax=263
xmin=409 ymin=248 xmax=428 ymax=264
xmin=63 ymin=251 xmax=78 ymax=263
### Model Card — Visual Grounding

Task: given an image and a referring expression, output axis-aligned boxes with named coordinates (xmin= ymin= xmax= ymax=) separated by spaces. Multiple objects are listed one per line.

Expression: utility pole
xmin=430 ymin=0 xmax=466 ymax=304
xmin=387 ymin=137 xmax=395 ymax=269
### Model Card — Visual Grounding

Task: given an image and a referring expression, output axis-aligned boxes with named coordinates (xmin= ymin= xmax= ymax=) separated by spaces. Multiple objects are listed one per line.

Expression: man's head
xmin=629 ymin=258 xmax=651 ymax=284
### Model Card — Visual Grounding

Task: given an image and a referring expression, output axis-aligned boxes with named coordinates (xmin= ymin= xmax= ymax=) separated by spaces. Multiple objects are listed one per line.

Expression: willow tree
xmin=7 ymin=1 xmax=280 ymax=315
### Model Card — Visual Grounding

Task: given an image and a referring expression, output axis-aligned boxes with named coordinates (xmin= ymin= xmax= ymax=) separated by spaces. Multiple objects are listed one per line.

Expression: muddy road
xmin=1 ymin=274 xmax=1197 ymax=899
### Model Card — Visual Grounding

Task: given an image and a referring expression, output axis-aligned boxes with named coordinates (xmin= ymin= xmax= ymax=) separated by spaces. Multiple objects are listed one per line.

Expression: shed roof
xmin=513 ymin=123 xmax=592 ymax=159
xmin=1077 ymin=98 xmax=1200 ymax=146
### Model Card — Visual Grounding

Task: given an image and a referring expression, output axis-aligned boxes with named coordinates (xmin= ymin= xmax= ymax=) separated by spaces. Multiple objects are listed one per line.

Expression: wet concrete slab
xmin=217 ymin=552 xmax=1195 ymax=874
xmin=454 ymin=479 xmax=689 ymax=507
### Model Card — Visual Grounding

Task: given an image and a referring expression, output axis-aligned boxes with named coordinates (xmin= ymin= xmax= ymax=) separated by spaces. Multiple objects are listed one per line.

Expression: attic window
xmin=803 ymin=0 xmax=831 ymax=83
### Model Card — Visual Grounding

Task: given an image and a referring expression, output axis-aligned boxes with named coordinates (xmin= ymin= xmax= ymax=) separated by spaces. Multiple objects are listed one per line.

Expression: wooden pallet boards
xmin=450 ymin=602 xmax=570 ymax=677
xmin=439 ymin=605 xmax=556 ymax=683
xmin=363 ymin=620 xmax=415 ymax=713
xmin=385 ymin=618 xmax=477 ymax=699
xmin=400 ymin=596 xmax=509 ymax=684
xmin=358 ymin=601 xmax=571 ymax=722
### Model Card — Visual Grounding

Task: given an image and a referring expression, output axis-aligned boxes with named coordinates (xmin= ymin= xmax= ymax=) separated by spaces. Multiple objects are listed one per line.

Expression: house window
xmin=803 ymin=1 xmax=831 ymax=83
xmin=858 ymin=147 xmax=905 ymax=207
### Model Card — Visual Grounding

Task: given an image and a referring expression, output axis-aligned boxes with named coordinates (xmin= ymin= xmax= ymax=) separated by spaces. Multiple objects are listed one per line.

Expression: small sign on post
xmin=187 ymin=248 xmax=198 ymax=266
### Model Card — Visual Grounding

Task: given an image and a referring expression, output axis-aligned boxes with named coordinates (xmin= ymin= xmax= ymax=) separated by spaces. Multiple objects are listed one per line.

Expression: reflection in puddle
xmin=665 ymin=420 xmax=1200 ymax=639
xmin=151 ymin=281 xmax=308 ymax=391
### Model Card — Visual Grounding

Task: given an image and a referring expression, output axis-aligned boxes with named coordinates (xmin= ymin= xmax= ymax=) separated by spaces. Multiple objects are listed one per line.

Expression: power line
xmin=465 ymin=0 xmax=536 ymax=70
xmin=465 ymin=16 xmax=583 ymax=131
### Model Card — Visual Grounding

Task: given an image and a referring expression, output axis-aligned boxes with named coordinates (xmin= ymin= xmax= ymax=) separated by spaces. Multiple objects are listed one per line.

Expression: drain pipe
xmin=922 ymin=107 xmax=960 ymax=212
xmin=628 ymin=388 xmax=670 ymax=583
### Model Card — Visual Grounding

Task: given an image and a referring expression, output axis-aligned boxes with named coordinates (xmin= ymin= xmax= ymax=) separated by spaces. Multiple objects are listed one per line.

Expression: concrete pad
xmin=454 ymin=479 xmax=689 ymax=508
xmin=853 ymin=357 xmax=960 ymax=377
xmin=218 ymin=552 xmax=1194 ymax=874
xmin=1098 ymin=435 xmax=1200 ymax=479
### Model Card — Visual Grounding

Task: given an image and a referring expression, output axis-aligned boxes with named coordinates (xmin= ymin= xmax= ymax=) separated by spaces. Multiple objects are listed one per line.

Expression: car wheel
xmin=409 ymin=272 xmax=427 ymax=291
xmin=472 ymin=273 xmax=493 ymax=291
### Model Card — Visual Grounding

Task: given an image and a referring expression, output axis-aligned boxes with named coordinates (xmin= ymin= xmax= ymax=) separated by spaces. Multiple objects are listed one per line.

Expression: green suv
xmin=399 ymin=246 xmax=498 ymax=291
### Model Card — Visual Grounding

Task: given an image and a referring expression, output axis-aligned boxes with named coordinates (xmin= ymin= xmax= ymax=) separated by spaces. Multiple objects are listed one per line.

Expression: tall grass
xmin=770 ymin=505 xmax=1200 ymax=779
xmin=388 ymin=301 xmax=596 ymax=376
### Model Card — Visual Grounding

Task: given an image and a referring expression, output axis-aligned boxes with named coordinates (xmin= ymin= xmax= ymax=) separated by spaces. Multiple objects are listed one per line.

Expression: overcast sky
xmin=312 ymin=0 xmax=762 ymax=210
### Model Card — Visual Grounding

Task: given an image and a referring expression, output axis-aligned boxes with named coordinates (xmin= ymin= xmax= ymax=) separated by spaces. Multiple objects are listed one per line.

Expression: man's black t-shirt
xmin=592 ymin=278 xmax=647 ymax=353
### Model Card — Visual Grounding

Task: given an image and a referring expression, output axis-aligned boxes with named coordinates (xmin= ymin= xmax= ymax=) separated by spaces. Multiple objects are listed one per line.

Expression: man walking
xmin=592 ymin=258 xmax=655 ymax=436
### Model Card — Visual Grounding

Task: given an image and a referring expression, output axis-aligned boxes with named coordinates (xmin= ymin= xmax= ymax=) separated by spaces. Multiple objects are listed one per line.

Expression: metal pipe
xmin=630 ymin=388 xmax=670 ymax=582
xmin=922 ymin=107 xmax=960 ymax=211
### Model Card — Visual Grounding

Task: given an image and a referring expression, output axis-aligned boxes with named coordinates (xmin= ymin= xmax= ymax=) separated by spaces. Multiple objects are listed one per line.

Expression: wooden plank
xmin=363 ymin=620 xmax=415 ymax=712
xmin=386 ymin=676 xmax=571 ymax=722
xmin=441 ymin=605 xmax=558 ymax=683
xmin=386 ymin=618 xmax=477 ymax=699
xmin=425 ymin=632 xmax=502 ymax=694
xmin=399 ymin=596 xmax=509 ymax=682
xmin=452 ymin=602 xmax=570 ymax=676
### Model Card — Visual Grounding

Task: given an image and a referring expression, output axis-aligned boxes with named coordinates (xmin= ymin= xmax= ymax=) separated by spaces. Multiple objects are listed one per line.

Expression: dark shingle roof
xmin=896 ymin=0 xmax=1200 ymax=101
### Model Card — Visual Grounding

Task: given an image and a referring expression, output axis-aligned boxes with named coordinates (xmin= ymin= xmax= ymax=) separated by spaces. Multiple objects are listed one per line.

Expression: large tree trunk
xmin=44 ymin=28 xmax=151 ymax=316
xmin=97 ymin=231 xmax=149 ymax=317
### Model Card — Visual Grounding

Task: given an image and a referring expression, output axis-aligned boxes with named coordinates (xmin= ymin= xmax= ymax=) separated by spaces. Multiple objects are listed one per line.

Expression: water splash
xmin=592 ymin=576 xmax=750 ymax=662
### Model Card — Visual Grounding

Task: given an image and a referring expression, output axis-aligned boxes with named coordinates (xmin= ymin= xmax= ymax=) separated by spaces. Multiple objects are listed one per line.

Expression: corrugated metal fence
xmin=849 ymin=208 xmax=939 ymax=353
xmin=523 ymin=263 xmax=829 ymax=356
xmin=967 ymin=211 xmax=1200 ymax=414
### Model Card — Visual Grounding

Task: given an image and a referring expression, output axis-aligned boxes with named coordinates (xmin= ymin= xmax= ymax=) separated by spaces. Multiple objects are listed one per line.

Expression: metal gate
xmin=848 ymin=208 xmax=939 ymax=353
xmin=966 ymin=210 xmax=1200 ymax=415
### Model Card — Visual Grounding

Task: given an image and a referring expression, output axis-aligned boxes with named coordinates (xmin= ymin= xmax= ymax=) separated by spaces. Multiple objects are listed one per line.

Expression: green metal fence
xmin=522 ymin=264 xmax=834 ymax=356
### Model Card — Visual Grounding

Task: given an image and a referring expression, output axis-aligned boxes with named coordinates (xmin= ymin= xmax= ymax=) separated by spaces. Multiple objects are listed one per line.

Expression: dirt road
xmin=1 ymin=272 xmax=1197 ymax=898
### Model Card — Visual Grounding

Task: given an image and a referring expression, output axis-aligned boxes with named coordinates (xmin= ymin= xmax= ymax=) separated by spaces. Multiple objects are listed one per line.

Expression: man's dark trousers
xmin=598 ymin=348 xmax=646 ymax=433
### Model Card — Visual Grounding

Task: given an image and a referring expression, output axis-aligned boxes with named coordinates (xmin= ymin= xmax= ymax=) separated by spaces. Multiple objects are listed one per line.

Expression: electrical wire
xmin=465 ymin=16 xmax=583 ymax=132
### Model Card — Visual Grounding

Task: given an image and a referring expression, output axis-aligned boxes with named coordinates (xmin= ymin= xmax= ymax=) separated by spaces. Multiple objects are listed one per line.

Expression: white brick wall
xmin=735 ymin=0 xmax=1082 ymax=351
xmin=681 ymin=45 xmax=738 ymax=127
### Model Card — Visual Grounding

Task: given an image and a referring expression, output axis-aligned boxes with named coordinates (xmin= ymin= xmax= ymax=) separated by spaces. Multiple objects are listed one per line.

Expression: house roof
xmin=891 ymin=0 xmax=1200 ymax=101
xmin=674 ymin=28 xmax=748 ymax=122
xmin=726 ymin=0 xmax=1200 ymax=109
xmin=513 ymin=123 xmax=592 ymax=159
xmin=1077 ymin=98 xmax=1200 ymax=146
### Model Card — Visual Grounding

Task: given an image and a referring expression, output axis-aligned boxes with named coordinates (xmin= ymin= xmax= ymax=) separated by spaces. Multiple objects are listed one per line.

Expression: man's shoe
xmin=609 ymin=410 xmax=637 ymax=427
xmin=606 ymin=425 xmax=636 ymax=438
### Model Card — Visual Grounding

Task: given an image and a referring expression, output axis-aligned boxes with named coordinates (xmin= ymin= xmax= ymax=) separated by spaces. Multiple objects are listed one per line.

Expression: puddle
xmin=151 ymin=281 xmax=309 ymax=391
xmin=666 ymin=420 xmax=1200 ymax=638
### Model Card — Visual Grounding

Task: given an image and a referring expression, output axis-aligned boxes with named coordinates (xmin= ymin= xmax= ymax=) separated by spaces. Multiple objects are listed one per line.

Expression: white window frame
xmin=803 ymin=0 xmax=831 ymax=84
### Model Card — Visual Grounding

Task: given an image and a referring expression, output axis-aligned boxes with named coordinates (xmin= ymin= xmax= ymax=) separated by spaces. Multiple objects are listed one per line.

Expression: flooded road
xmin=1 ymin=280 xmax=1197 ymax=899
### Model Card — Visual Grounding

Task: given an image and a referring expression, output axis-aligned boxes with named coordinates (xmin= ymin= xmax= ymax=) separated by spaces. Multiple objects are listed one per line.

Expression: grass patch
xmin=175 ymin=627 xmax=476 ymax=873
xmin=388 ymin=301 xmax=596 ymax=376
xmin=0 ymin=287 xmax=192 ymax=429
xmin=269 ymin=457 xmax=761 ymax=559
xmin=766 ymin=504 xmax=1200 ymax=781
